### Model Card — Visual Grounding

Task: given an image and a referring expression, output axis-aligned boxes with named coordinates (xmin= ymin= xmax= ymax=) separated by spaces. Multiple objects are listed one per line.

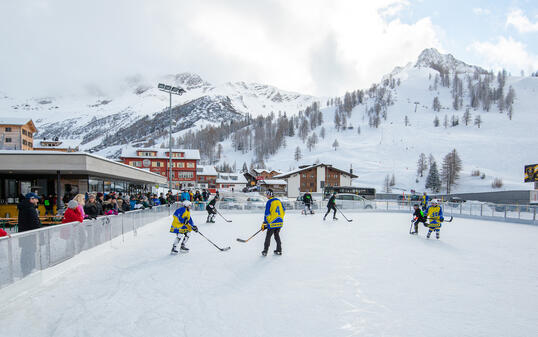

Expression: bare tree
xmin=440 ymin=149 xmax=463 ymax=194
xmin=294 ymin=146 xmax=302 ymax=162
xmin=417 ymin=153 xmax=428 ymax=177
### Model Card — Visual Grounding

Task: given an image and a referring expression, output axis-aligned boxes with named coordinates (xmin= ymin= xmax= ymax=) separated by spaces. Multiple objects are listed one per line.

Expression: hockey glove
xmin=440 ymin=217 xmax=444 ymax=222
xmin=192 ymin=225 xmax=199 ymax=232
xmin=261 ymin=223 xmax=267 ymax=231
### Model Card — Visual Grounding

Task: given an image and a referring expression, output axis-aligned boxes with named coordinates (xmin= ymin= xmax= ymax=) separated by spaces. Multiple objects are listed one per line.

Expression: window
xmin=131 ymin=161 xmax=142 ymax=167
xmin=152 ymin=162 xmax=163 ymax=167
xmin=29 ymin=142 xmax=33 ymax=147
xmin=302 ymin=174 xmax=306 ymax=178
xmin=22 ymin=129 xmax=27 ymax=136
xmin=23 ymin=139 xmax=27 ymax=145
xmin=138 ymin=151 xmax=156 ymax=157
xmin=187 ymin=162 xmax=195 ymax=168
xmin=5 ymin=138 xmax=11 ymax=143
xmin=175 ymin=162 xmax=185 ymax=168
xmin=178 ymin=171 xmax=194 ymax=179
xmin=5 ymin=127 xmax=11 ymax=132
xmin=28 ymin=133 xmax=33 ymax=139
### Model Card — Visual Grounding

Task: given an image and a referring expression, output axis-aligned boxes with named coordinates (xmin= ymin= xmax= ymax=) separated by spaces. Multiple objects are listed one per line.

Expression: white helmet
xmin=183 ymin=200 xmax=192 ymax=208
xmin=431 ymin=199 xmax=441 ymax=204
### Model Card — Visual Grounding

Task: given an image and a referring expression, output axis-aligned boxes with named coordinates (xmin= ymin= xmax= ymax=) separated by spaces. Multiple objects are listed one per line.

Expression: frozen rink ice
xmin=1 ymin=211 xmax=537 ymax=337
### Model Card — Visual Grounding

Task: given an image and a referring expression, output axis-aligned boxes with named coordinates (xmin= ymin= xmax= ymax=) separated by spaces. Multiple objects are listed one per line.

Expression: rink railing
xmin=0 ymin=203 xmax=181 ymax=290
xmin=202 ymin=199 xmax=537 ymax=225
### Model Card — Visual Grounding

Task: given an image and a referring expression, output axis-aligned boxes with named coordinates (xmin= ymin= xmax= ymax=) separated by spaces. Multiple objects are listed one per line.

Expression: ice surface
xmin=1 ymin=211 xmax=537 ymax=337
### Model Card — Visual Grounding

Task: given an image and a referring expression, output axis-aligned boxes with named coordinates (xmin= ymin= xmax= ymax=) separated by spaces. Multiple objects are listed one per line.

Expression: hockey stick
xmin=427 ymin=216 xmax=453 ymax=223
xmin=216 ymin=209 xmax=232 ymax=222
xmin=409 ymin=219 xmax=415 ymax=234
xmin=336 ymin=207 xmax=353 ymax=222
xmin=236 ymin=228 xmax=263 ymax=243
xmin=196 ymin=231 xmax=231 ymax=251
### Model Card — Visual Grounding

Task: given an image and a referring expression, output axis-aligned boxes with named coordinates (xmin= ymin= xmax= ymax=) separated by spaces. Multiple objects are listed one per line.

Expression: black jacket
xmin=327 ymin=195 xmax=336 ymax=208
xmin=303 ymin=193 xmax=313 ymax=205
xmin=84 ymin=202 xmax=99 ymax=219
xmin=17 ymin=200 xmax=42 ymax=232
xmin=96 ymin=199 xmax=105 ymax=215
xmin=413 ymin=208 xmax=427 ymax=222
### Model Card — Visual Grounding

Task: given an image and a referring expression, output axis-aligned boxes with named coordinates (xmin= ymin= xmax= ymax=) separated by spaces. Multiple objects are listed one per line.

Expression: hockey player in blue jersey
xmin=170 ymin=200 xmax=198 ymax=253
xmin=261 ymin=189 xmax=285 ymax=256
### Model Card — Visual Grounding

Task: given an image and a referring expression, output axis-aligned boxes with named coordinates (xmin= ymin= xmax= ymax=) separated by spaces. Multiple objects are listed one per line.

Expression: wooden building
xmin=0 ymin=118 xmax=37 ymax=151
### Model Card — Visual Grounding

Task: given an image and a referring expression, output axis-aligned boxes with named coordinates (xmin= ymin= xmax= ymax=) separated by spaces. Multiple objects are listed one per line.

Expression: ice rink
xmin=1 ymin=211 xmax=537 ymax=337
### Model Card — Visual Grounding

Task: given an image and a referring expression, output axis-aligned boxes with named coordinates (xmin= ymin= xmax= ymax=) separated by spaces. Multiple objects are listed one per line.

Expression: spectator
xmin=73 ymin=194 xmax=86 ymax=219
xmin=62 ymin=200 xmax=84 ymax=223
xmin=96 ymin=192 xmax=105 ymax=216
xmin=0 ymin=228 xmax=11 ymax=238
xmin=44 ymin=194 xmax=54 ymax=215
xmin=17 ymin=192 xmax=41 ymax=232
xmin=181 ymin=190 xmax=190 ymax=202
xmin=194 ymin=190 xmax=202 ymax=202
xmin=159 ymin=193 xmax=167 ymax=205
xmin=84 ymin=194 xmax=99 ymax=219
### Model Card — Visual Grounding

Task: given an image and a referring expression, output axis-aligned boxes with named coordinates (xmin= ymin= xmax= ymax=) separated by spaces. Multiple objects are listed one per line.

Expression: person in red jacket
xmin=0 ymin=228 xmax=11 ymax=238
xmin=62 ymin=200 xmax=84 ymax=224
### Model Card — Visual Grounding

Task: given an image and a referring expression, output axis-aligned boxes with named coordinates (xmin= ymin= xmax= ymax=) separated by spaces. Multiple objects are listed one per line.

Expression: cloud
xmin=506 ymin=9 xmax=538 ymax=33
xmin=0 ymin=0 xmax=442 ymax=97
xmin=473 ymin=8 xmax=491 ymax=16
xmin=468 ymin=36 xmax=538 ymax=73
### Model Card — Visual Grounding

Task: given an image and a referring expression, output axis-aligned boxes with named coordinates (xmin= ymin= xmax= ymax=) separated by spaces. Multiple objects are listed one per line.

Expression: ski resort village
xmin=1 ymin=1 xmax=537 ymax=337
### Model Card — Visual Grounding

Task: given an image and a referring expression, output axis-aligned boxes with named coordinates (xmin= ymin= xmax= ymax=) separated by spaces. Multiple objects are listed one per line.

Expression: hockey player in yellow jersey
xmin=261 ymin=189 xmax=285 ymax=256
xmin=426 ymin=199 xmax=444 ymax=239
xmin=170 ymin=201 xmax=198 ymax=253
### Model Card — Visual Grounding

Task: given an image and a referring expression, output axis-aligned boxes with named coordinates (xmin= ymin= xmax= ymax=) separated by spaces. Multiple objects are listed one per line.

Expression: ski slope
xmin=1 ymin=212 xmax=537 ymax=337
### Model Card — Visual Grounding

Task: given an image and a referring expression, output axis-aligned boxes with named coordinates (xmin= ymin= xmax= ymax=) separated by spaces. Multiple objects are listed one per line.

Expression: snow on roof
xmin=197 ymin=165 xmax=218 ymax=176
xmin=120 ymin=147 xmax=200 ymax=160
xmin=259 ymin=179 xmax=287 ymax=185
xmin=34 ymin=138 xmax=81 ymax=149
xmin=0 ymin=117 xmax=32 ymax=126
xmin=253 ymin=168 xmax=284 ymax=174
xmin=216 ymin=172 xmax=247 ymax=184
xmin=274 ymin=163 xmax=357 ymax=179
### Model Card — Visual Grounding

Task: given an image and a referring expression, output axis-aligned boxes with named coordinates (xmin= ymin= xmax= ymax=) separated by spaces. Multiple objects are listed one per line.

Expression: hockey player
xmin=261 ymin=189 xmax=285 ymax=256
xmin=426 ymin=199 xmax=444 ymax=239
xmin=421 ymin=192 xmax=430 ymax=211
xmin=205 ymin=195 xmax=219 ymax=223
xmin=411 ymin=203 xmax=427 ymax=234
xmin=302 ymin=192 xmax=314 ymax=215
xmin=170 ymin=200 xmax=198 ymax=253
xmin=323 ymin=192 xmax=338 ymax=220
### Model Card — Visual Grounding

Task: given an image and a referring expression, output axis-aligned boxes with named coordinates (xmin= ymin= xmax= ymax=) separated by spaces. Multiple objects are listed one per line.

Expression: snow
xmin=1 ymin=211 xmax=537 ymax=337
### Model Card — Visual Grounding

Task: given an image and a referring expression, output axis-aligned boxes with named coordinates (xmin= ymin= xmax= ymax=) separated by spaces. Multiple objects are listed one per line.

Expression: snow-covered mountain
xmin=2 ymin=48 xmax=536 ymax=193
xmin=215 ymin=49 xmax=538 ymax=193
xmin=0 ymin=73 xmax=317 ymax=155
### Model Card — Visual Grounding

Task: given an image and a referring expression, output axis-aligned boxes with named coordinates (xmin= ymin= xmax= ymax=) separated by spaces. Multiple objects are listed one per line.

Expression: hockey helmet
xmin=183 ymin=200 xmax=192 ymax=208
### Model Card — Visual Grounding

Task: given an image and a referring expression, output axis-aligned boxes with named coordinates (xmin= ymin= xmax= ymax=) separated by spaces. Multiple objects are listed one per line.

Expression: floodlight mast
xmin=158 ymin=83 xmax=186 ymax=192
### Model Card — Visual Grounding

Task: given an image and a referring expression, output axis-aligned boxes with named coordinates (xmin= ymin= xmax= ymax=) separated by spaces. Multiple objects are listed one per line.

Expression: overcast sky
xmin=0 ymin=0 xmax=536 ymax=97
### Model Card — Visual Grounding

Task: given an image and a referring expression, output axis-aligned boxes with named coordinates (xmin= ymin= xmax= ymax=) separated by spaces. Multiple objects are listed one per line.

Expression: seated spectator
xmin=62 ymin=200 xmax=84 ymax=223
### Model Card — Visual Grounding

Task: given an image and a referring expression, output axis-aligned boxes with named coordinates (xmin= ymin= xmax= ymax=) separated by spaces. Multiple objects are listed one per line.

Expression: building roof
xmin=252 ymin=168 xmax=284 ymax=174
xmin=0 ymin=151 xmax=167 ymax=185
xmin=33 ymin=138 xmax=80 ymax=150
xmin=197 ymin=165 xmax=218 ymax=176
xmin=0 ymin=118 xmax=37 ymax=132
xmin=274 ymin=163 xmax=358 ymax=179
xmin=259 ymin=179 xmax=287 ymax=185
xmin=216 ymin=172 xmax=248 ymax=184
xmin=120 ymin=147 xmax=201 ymax=160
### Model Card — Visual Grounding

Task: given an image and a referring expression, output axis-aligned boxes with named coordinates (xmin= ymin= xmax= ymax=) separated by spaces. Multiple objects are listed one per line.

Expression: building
xmin=258 ymin=179 xmax=287 ymax=194
xmin=0 ymin=151 xmax=167 ymax=217
xmin=120 ymin=148 xmax=200 ymax=189
xmin=215 ymin=172 xmax=248 ymax=191
xmin=274 ymin=163 xmax=358 ymax=198
xmin=251 ymin=168 xmax=284 ymax=180
xmin=0 ymin=118 xmax=37 ymax=150
xmin=196 ymin=165 xmax=218 ymax=192
xmin=33 ymin=138 xmax=80 ymax=152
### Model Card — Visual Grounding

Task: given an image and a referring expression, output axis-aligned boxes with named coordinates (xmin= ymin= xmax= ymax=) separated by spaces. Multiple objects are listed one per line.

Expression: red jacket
xmin=62 ymin=207 xmax=84 ymax=224
xmin=0 ymin=228 xmax=9 ymax=237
